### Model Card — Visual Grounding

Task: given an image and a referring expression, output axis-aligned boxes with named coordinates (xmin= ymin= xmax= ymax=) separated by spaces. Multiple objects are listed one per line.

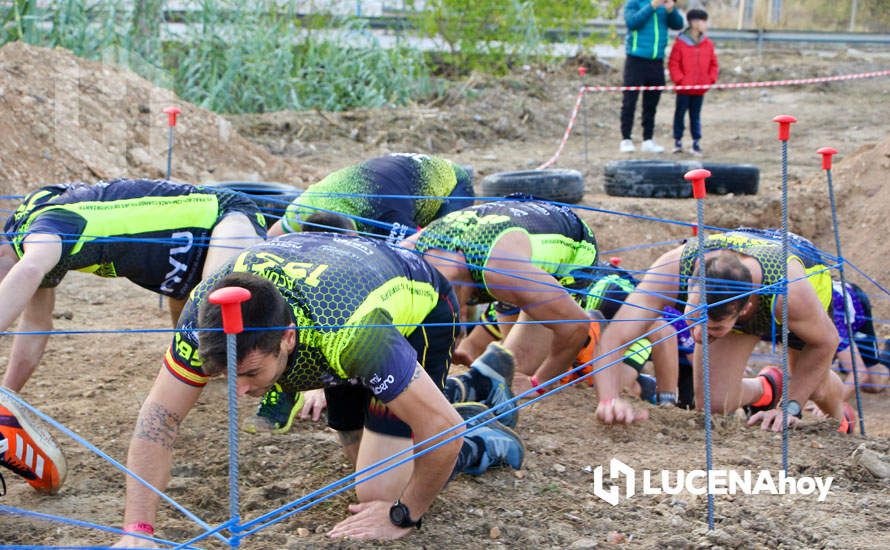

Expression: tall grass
xmin=0 ymin=0 xmax=436 ymax=113
xmin=171 ymin=1 xmax=435 ymax=113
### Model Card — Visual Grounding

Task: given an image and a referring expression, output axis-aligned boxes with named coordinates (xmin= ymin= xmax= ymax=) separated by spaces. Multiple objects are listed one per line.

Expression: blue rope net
xmin=2 ymin=189 xmax=887 ymax=547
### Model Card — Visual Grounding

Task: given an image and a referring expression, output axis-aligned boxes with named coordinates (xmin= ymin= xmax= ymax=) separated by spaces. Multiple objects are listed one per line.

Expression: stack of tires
xmin=603 ymin=160 xmax=759 ymax=198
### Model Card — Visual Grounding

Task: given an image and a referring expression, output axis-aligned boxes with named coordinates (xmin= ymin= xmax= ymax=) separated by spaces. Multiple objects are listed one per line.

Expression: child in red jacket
xmin=669 ymin=9 xmax=719 ymax=156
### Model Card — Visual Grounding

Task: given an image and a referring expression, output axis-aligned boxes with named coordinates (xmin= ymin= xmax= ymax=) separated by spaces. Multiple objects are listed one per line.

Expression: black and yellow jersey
xmin=414 ymin=199 xmax=599 ymax=303
xmin=678 ymin=229 xmax=833 ymax=339
xmin=165 ymin=233 xmax=454 ymax=402
xmin=281 ymin=154 xmax=474 ymax=236
xmin=2 ymin=179 xmax=266 ymax=299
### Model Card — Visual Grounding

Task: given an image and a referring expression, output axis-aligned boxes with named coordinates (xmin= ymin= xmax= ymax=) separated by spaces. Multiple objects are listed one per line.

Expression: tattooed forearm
xmin=134 ymin=401 xmax=182 ymax=451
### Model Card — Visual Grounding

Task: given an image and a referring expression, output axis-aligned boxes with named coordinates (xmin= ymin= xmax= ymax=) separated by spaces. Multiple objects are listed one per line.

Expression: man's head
xmin=301 ymin=211 xmax=358 ymax=235
xmin=686 ymin=8 xmax=708 ymax=33
xmin=686 ymin=251 xmax=754 ymax=340
xmin=197 ymin=272 xmax=296 ymax=397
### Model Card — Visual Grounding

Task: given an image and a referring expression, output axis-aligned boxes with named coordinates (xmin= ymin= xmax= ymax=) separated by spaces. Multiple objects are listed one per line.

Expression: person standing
xmin=619 ymin=0 xmax=684 ymax=154
xmin=669 ymin=8 xmax=719 ymax=156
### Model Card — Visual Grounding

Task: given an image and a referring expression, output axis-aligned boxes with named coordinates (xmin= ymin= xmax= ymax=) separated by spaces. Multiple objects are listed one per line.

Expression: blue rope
xmin=0 ymin=504 xmax=196 ymax=548
xmin=235 ymin=314 xmax=708 ymax=539
xmin=0 ymin=388 xmax=224 ymax=544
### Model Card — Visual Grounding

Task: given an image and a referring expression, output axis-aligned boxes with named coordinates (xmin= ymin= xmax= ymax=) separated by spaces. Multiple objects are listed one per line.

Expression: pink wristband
xmin=124 ymin=521 xmax=155 ymax=536
xmin=529 ymin=376 xmax=546 ymax=396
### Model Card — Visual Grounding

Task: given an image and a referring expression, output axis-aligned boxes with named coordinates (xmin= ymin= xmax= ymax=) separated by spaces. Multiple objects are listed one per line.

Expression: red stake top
xmin=817 ymin=146 xmax=838 ymax=171
xmin=578 ymin=66 xmax=587 ymax=77
xmin=609 ymin=256 xmax=622 ymax=267
xmin=684 ymin=168 xmax=712 ymax=200
xmin=208 ymin=287 xmax=252 ymax=335
xmin=163 ymin=106 xmax=182 ymax=127
xmin=772 ymin=114 xmax=797 ymax=142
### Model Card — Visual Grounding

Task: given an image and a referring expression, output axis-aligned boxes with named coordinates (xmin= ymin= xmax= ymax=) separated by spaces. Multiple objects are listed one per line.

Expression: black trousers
xmin=620 ymin=55 xmax=666 ymax=141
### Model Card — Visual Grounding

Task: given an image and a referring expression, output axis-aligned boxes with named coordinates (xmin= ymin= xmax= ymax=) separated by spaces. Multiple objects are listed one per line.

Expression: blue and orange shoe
xmin=0 ymin=392 xmax=66 ymax=494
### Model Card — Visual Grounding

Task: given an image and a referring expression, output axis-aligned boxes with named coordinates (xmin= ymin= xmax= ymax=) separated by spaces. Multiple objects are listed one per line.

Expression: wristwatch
xmin=389 ymin=500 xmax=422 ymax=529
xmin=785 ymin=399 xmax=803 ymax=419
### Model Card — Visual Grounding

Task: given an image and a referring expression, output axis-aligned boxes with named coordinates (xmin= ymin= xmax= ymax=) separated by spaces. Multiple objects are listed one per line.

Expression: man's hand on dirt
xmin=596 ymin=397 xmax=649 ymax=425
xmin=747 ymin=408 xmax=800 ymax=432
xmin=327 ymin=501 xmax=411 ymax=541
xmin=299 ymin=388 xmax=327 ymax=421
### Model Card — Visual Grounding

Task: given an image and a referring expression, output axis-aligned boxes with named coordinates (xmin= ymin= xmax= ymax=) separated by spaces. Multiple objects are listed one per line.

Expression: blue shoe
xmin=244 ymin=384 xmax=304 ymax=434
xmin=460 ymin=421 xmax=525 ymax=476
xmin=637 ymin=374 xmax=657 ymax=405
xmin=470 ymin=343 xmax=518 ymax=428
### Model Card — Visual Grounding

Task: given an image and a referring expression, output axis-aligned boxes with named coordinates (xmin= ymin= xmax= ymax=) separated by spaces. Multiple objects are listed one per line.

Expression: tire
xmin=701 ymin=163 xmax=759 ymax=195
xmin=603 ymin=160 xmax=703 ymax=198
xmin=204 ymin=181 xmax=302 ymax=227
xmin=481 ymin=169 xmax=585 ymax=204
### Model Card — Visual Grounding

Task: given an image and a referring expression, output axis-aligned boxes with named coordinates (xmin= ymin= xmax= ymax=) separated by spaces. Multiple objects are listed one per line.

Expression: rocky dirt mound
xmin=0 ymin=42 xmax=307 ymax=197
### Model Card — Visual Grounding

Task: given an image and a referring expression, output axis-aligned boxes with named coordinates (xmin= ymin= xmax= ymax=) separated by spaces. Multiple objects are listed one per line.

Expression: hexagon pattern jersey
xmin=164 ymin=233 xmax=452 ymax=403
xmin=282 ymin=154 xmax=473 ymax=236
xmin=678 ymin=229 xmax=832 ymax=339
xmin=415 ymin=199 xmax=598 ymax=303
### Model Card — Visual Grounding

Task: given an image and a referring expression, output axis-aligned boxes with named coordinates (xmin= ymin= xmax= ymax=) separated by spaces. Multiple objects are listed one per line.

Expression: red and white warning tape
xmin=537 ymin=69 xmax=890 ymax=170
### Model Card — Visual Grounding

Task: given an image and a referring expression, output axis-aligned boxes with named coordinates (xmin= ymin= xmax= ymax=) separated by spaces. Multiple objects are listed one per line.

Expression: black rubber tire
xmin=204 ymin=181 xmax=302 ymax=226
xmin=603 ymin=160 xmax=703 ymax=198
xmin=481 ymin=169 xmax=585 ymax=204
xmin=700 ymin=162 xmax=759 ymax=195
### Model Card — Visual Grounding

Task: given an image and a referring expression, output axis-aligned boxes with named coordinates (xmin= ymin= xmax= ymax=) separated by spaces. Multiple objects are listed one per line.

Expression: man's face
xmin=689 ymin=314 xmax=737 ymax=344
xmin=233 ymin=330 xmax=295 ymax=397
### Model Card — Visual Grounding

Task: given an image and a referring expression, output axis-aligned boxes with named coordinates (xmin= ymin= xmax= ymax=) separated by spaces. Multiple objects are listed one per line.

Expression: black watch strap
xmin=389 ymin=500 xmax=422 ymax=529
xmin=785 ymin=399 xmax=803 ymax=419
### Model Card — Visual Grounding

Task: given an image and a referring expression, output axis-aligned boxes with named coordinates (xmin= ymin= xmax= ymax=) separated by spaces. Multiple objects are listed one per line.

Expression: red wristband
xmin=124 ymin=522 xmax=155 ymax=536
xmin=529 ymin=376 xmax=546 ymax=396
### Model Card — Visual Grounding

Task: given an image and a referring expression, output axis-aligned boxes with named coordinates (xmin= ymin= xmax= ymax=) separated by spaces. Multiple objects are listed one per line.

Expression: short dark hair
xmin=302 ymin=211 xmax=357 ymax=234
xmin=691 ymin=252 xmax=753 ymax=320
xmin=197 ymin=272 xmax=293 ymax=376
xmin=686 ymin=9 xmax=708 ymax=22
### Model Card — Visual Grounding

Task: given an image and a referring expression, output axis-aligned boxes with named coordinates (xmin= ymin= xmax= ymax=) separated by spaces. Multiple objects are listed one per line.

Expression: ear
xmin=281 ymin=323 xmax=298 ymax=354
xmin=739 ymin=297 xmax=756 ymax=318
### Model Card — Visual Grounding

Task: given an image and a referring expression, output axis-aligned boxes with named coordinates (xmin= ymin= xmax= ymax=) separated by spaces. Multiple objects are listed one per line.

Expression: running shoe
xmin=244 ymin=384 xmax=304 ymax=434
xmin=0 ymin=392 xmax=67 ymax=494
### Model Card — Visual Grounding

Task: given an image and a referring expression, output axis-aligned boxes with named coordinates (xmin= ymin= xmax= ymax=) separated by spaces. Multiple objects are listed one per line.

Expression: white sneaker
xmin=619 ymin=139 xmax=635 ymax=153
xmin=641 ymin=139 xmax=665 ymax=153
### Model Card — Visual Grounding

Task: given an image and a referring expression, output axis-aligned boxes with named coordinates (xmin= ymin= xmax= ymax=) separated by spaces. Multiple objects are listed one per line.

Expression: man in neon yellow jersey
xmin=405 ymin=198 xmax=600 ymax=417
xmin=0 ymin=178 xmax=267 ymax=393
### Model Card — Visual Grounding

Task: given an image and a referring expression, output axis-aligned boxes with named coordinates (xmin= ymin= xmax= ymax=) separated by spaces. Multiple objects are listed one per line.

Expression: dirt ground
xmin=3 ymin=43 xmax=890 ymax=548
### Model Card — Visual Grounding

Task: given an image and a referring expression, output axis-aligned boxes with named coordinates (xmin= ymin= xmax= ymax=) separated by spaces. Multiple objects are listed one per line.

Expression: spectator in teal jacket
xmin=619 ymin=0 xmax=685 ymax=155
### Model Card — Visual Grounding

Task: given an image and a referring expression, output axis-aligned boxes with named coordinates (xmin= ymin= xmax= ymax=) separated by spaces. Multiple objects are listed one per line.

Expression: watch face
xmin=390 ymin=503 xmax=408 ymax=526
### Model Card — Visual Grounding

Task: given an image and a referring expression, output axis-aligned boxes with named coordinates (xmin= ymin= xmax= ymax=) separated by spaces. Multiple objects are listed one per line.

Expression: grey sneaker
xmin=691 ymin=141 xmax=703 ymax=156
xmin=673 ymin=139 xmax=683 ymax=154
xmin=458 ymin=406 xmax=525 ymax=476
xmin=470 ymin=343 xmax=518 ymax=428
